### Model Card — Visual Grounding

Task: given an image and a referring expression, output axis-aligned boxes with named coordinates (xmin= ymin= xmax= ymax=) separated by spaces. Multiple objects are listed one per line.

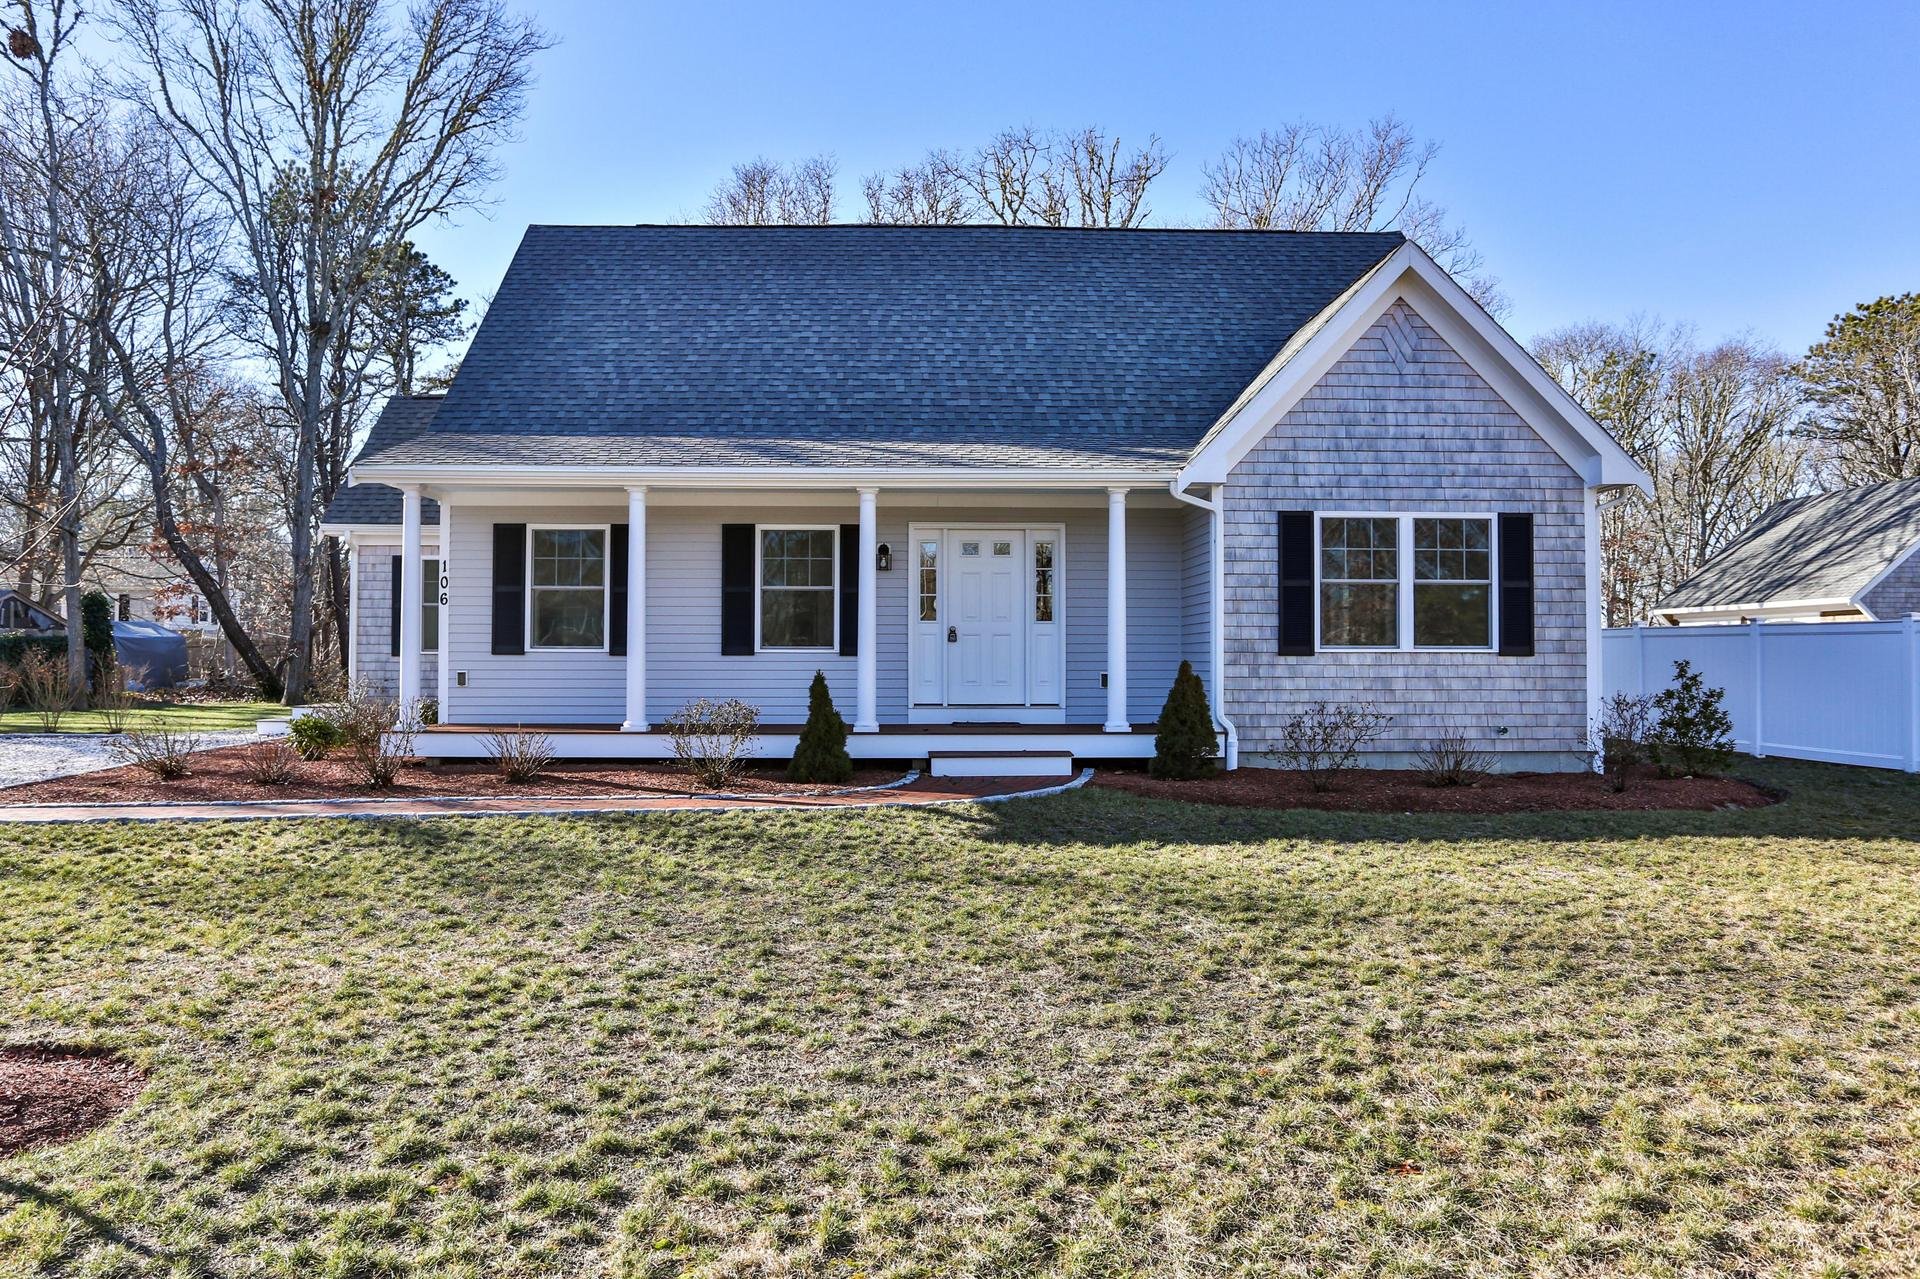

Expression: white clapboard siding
xmin=1605 ymin=619 xmax=1920 ymax=771
xmin=1221 ymin=300 xmax=1590 ymax=764
xmin=438 ymin=502 xmax=1187 ymax=726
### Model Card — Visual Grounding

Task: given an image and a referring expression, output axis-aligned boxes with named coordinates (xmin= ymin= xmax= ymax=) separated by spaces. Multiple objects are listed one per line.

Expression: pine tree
xmin=788 ymin=670 xmax=853 ymax=783
xmin=1150 ymin=660 xmax=1219 ymax=779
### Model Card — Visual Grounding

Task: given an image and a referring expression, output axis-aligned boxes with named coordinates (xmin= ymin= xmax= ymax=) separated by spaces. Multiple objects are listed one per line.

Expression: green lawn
xmin=3 ymin=758 xmax=1918 ymax=1277
xmin=0 ymin=700 xmax=282 ymax=735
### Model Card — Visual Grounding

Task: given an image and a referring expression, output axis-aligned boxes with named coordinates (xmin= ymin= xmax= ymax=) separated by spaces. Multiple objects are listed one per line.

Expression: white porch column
xmin=621 ymin=485 xmax=649 ymax=732
xmin=1104 ymin=486 xmax=1129 ymax=733
xmin=397 ymin=485 xmax=424 ymax=718
xmin=435 ymin=496 xmax=451 ymax=717
xmin=855 ymin=486 xmax=879 ymax=733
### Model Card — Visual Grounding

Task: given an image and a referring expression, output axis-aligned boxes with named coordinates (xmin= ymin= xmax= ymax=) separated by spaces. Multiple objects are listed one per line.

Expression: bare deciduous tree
xmin=705 ymin=155 xmax=836 ymax=225
xmin=1201 ymin=115 xmax=1501 ymax=312
xmin=114 ymin=0 xmax=550 ymax=704
xmin=861 ymin=157 xmax=972 ymax=225
xmin=1536 ymin=321 xmax=1811 ymax=624
xmin=867 ymin=126 xmax=1168 ymax=228
xmin=0 ymin=0 xmax=91 ymax=701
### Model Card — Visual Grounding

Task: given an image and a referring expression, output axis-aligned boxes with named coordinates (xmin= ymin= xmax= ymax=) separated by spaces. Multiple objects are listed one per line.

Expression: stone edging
xmin=0 ymin=769 xmax=1091 ymax=825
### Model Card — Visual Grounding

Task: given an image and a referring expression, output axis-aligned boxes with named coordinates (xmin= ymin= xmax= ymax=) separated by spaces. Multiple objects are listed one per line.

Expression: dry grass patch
xmin=1 ymin=757 xmax=1918 ymax=1276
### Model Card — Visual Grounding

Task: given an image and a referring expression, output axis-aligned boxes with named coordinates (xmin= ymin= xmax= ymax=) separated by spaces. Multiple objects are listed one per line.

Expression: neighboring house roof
xmin=0 ymin=588 xmax=65 ymax=632
xmin=322 ymin=396 xmax=445 ymax=528
xmin=353 ymin=224 xmax=1407 ymax=475
xmin=1658 ymin=476 xmax=1920 ymax=616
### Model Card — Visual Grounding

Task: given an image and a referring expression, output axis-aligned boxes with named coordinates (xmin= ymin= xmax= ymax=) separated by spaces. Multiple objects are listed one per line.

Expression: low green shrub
xmin=290 ymin=713 xmax=346 ymax=760
xmin=1650 ymin=659 xmax=1735 ymax=777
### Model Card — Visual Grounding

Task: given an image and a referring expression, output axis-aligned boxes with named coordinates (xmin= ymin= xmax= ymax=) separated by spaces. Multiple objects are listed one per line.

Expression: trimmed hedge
xmin=0 ymin=633 xmax=66 ymax=667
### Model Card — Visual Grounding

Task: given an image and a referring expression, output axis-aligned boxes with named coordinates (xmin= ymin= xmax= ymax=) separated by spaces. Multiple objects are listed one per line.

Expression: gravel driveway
xmin=0 ymin=731 xmax=257 ymax=789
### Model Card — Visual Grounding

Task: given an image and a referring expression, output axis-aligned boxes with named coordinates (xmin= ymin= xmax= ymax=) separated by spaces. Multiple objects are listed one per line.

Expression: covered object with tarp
xmin=112 ymin=618 xmax=188 ymax=689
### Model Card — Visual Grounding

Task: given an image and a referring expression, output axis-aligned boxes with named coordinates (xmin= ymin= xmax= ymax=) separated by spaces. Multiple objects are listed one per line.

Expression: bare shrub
xmin=17 ymin=648 xmax=70 ymax=731
xmin=329 ymin=684 xmax=420 ymax=788
xmin=664 ymin=697 xmax=761 ymax=790
xmin=92 ymin=659 xmax=140 ymax=734
xmin=109 ymin=724 xmax=205 ymax=780
xmin=1268 ymin=702 xmax=1392 ymax=791
xmin=0 ymin=661 xmax=17 ymax=715
xmin=485 ymin=730 xmax=555 ymax=784
xmin=1415 ymin=735 xmax=1494 ymax=788
xmin=1594 ymin=691 xmax=1655 ymax=792
xmin=238 ymin=737 xmax=301 ymax=786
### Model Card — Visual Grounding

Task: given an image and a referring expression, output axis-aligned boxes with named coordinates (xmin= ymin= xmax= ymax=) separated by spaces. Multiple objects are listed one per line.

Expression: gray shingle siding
xmin=1222 ymin=302 xmax=1589 ymax=765
xmin=352 ymin=543 xmax=438 ymax=699
xmin=1864 ymin=549 xmax=1920 ymax=619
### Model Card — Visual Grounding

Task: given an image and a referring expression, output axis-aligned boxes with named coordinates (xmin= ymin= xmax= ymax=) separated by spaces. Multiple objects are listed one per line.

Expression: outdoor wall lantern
xmin=876 ymin=543 xmax=892 ymax=571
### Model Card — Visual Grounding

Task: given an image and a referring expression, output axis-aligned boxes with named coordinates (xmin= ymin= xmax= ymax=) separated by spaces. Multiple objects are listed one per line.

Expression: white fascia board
xmin=1658 ymin=597 xmax=1860 ymax=623
xmin=1176 ymin=242 xmax=1654 ymax=495
xmin=347 ymin=464 xmax=1179 ymax=491
xmin=319 ymin=523 xmax=445 ymax=544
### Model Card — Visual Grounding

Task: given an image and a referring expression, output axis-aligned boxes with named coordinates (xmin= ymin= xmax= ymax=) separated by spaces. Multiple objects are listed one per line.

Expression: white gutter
xmin=349 ymin=462 xmax=1180 ymax=491
xmin=1168 ymin=479 xmax=1239 ymax=770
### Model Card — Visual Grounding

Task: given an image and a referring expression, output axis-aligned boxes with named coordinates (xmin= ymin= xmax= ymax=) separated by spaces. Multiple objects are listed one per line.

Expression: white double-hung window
xmin=528 ymin=527 xmax=608 ymax=649
xmin=758 ymin=527 xmax=837 ymax=650
xmin=1317 ymin=514 xmax=1494 ymax=651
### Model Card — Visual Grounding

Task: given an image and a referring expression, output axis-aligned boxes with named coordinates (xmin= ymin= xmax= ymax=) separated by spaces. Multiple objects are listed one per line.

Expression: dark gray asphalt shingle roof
xmin=322 ymin=396 xmax=444 ymax=527
xmin=355 ymin=224 xmax=1406 ymax=473
xmin=1658 ymin=476 xmax=1920 ymax=612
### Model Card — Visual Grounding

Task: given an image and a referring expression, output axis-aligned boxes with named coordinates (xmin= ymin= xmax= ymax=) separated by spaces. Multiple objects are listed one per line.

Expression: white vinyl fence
xmin=1602 ymin=618 xmax=1920 ymax=772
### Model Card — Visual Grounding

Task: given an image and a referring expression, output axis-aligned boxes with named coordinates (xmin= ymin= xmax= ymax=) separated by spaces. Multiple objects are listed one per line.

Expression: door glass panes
xmin=918 ymin=539 xmax=938 ymax=621
xmin=1033 ymin=540 xmax=1055 ymax=622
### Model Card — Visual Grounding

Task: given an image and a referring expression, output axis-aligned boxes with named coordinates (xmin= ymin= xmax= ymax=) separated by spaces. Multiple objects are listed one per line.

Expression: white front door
xmin=944 ymin=530 xmax=1026 ymax=705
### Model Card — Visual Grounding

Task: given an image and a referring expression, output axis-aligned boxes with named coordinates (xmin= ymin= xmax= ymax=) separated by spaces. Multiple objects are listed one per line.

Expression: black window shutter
xmin=609 ymin=523 xmax=629 ymax=657
xmin=491 ymin=523 xmax=526 ymax=656
xmin=1277 ymin=510 xmax=1314 ymax=656
xmin=389 ymin=554 xmax=403 ymax=657
xmin=720 ymin=524 xmax=755 ymax=655
xmin=1498 ymin=512 xmax=1535 ymax=657
xmin=838 ymin=524 xmax=859 ymax=657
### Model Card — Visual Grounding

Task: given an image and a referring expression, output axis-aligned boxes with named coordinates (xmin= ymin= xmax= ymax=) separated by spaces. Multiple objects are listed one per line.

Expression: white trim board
xmin=1175 ymin=242 xmax=1652 ymax=495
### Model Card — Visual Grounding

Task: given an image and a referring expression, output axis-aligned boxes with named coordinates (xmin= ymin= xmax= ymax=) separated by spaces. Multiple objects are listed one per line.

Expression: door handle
xmin=947 ymin=626 xmax=957 ymax=643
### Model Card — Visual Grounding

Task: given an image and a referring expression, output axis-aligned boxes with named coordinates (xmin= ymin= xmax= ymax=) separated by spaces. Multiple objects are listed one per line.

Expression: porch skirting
xmin=410 ymin=722 xmax=1161 ymax=762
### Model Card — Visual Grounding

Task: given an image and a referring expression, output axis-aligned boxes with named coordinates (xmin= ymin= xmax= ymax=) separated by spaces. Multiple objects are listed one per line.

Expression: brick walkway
xmin=0 ymin=769 xmax=1091 ymax=824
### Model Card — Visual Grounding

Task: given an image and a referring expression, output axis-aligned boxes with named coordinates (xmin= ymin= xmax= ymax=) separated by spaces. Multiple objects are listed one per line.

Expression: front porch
xmin=366 ymin=477 xmax=1223 ymax=763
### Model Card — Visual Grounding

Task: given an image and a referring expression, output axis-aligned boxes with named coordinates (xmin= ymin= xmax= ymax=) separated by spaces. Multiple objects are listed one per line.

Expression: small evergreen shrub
xmin=1150 ymin=660 xmax=1218 ymax=779
xmin=788 ymin=671 xmax=853 ymax=784
xmin=1649 ymin=659 xmax=1735 ymax=778
xmin=291 ymin=713 xmax=346 ymax=760
xmin=80 ymin=590 xmax=115 ymax=665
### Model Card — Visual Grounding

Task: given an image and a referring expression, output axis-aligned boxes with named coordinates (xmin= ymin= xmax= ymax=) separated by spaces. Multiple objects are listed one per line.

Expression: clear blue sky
xmin=411 ymin=0 xmax=1920 ymax=354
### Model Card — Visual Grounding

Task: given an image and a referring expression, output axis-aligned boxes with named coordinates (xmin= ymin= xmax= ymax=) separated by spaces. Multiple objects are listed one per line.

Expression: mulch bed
xmin=0 ymin=744 xmax=904 ymax=806
xmin=1093 ymin=765 xmax=1775 ymax=813
xmin=0 ymin=1046 xmax=146 ymax=1157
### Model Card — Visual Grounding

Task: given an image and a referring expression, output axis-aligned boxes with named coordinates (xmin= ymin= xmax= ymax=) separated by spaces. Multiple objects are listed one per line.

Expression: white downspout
xmin=1168 ymin=479 xmax=1239 ymax=770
